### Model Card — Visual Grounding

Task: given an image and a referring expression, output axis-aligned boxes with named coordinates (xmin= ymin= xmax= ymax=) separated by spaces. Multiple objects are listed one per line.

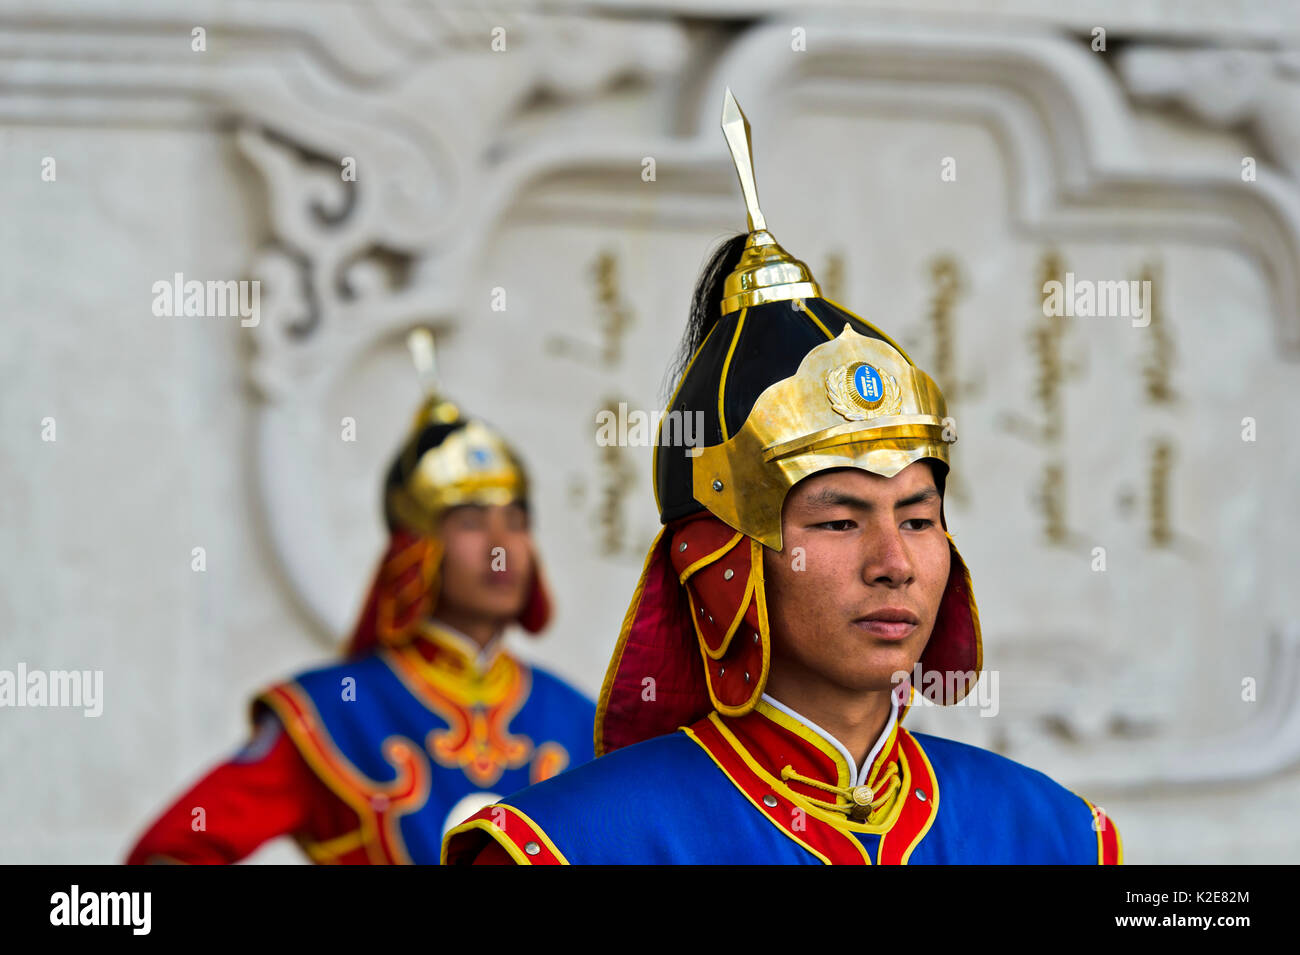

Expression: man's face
xmin=436 ymin=502 xmax=534 ymax=624
xmin=762 ymin=461 xmax=949 ymax=696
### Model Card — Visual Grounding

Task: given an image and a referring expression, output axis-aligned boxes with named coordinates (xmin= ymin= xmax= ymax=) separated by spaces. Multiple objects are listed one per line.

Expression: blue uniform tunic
xmin=258 ymin=635 xmax=595 ymax=864
xmin=444 ymin=705 xmax=1121 ymax=865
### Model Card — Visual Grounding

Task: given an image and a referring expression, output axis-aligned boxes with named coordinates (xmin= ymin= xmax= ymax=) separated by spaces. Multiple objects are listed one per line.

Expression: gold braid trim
xmin=780 ymin=762 xmax=902 ymax=823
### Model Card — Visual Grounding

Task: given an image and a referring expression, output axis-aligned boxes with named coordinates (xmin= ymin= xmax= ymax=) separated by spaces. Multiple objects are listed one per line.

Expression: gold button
xmin=851 ymin=785 xmax=873 ymax=806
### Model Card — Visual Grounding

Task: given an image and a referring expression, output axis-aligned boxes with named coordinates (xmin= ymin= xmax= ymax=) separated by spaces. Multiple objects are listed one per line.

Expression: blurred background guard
xmin=126 ymin=330 xmax=594 ymax=864
xmin=444 ymin=92 xmax=1119 ymax=865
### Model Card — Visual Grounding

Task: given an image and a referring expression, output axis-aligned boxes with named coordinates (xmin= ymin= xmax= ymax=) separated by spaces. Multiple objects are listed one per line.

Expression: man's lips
xmin=853 ymin=608 xmax=919 ymax=641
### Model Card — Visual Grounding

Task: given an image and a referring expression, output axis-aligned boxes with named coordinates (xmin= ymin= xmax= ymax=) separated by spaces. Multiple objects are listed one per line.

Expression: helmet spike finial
xmin=404 ymin=326 xmax=460 ymax=426
xmin=721 ymin=88 xmax=766 ymax=234
xmin=717 ymin=89 xmax=822 ymax=316
xmin=407 ymin=326 xmax=439 ymax=398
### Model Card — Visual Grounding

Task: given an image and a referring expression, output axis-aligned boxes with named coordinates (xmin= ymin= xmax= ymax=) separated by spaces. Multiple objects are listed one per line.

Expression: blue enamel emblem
xmin=853 ymin=364 xmax=883 ymax=403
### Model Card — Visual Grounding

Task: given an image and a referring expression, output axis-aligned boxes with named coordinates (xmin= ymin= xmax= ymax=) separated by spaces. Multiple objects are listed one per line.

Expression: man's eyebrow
xmin=801 ymin=485 xmax=940 ymax=512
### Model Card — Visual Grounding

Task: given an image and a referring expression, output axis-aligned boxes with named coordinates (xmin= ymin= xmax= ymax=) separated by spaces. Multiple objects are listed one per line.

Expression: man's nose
xmin=862 ymin=522 xmax=914 ymax=586
xmin=485 ymin=513 xmax=509 ymax=549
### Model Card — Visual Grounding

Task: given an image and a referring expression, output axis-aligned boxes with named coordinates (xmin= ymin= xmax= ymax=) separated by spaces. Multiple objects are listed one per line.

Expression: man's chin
xmin=454 ymin=597 xmax=527 ymax=627
xmin=827 ymin=657 xmax=923 ymax=696
xmin=481 ymin=608 xmax=525 ymax=627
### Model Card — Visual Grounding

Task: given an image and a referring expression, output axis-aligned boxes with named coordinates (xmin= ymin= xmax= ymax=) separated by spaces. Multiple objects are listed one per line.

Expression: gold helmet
xmin=597 ymin=90 xmax=981 ymax=754
xmin=347 ymin=329 xmax=549 ymax=656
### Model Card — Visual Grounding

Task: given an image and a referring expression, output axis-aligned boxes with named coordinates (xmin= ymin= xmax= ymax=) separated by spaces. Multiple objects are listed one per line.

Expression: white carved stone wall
xmin=2 ymin=1 xmax=1298 ymax=864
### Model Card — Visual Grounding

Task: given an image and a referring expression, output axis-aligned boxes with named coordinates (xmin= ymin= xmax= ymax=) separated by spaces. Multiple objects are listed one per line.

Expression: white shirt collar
xmin=760 ymin=692 xmax=898 ymax=788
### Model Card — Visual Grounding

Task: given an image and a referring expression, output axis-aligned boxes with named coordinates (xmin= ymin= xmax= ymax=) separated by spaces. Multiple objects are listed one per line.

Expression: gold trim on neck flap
xmin=692 ymin=326 xmax=953 ymax=551
xmin=719 ymin=88 xmax=821 ymax=316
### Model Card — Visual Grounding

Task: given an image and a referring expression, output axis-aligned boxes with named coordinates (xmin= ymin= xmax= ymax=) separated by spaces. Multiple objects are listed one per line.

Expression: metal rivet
xmin=743 ymin=672 xmax=750 ymax=683
xmin=712 ymin=480 xmax=724 ymax=492
xmin=753 ymin=632 xmax=760 ymax=643
xmin=723 ymin=568 xmax=734 ymax=581
xmin=915 ymin=789 xmax=927 ymax=801
xmin=524 ymin=841 xmax=541 ymax=856
xmin=707 ymin=614 xmax=713 ymax=623
xmin=763 ymin=794 xmax=778 ymax=808
xmin=679 ymin=542 xmax=688 ymax=552
xmin=719 ymin=667 xmax=726 ymax=677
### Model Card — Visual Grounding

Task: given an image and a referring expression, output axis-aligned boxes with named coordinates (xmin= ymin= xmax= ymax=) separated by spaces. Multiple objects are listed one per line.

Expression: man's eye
xmin=902 ymin=518 xmax=935 ymax=531
xmin=816 ymin=520 xmax=856 ymax=531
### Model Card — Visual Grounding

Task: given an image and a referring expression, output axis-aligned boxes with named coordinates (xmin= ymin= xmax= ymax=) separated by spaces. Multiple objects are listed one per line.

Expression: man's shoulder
xmin=506 ymin=732 xmax=726 ymax=827
xmin=251 ymin=654 xmax=391 ymax=714
xmin=510 ymin=730 xmax=708 ymax=805
xmin=520 ymin=662 xmax=596 ymax=714
xmin=907 ymin=728 xmax=1119 ymax=860
xmin=907 ymin=728 xmax=1049 ymax=774
xmin=443 ymin=730 xmax=732 ymax=864
xmin=274 ymin=652 xmax=389 ymax=689
xmin=908 ymin=729 xmax=1084 ymax=803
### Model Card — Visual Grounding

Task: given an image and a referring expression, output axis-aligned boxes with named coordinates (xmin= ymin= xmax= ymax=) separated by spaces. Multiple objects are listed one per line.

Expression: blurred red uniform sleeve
xmin=125 ymin=715 xmax=341 ymax=864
